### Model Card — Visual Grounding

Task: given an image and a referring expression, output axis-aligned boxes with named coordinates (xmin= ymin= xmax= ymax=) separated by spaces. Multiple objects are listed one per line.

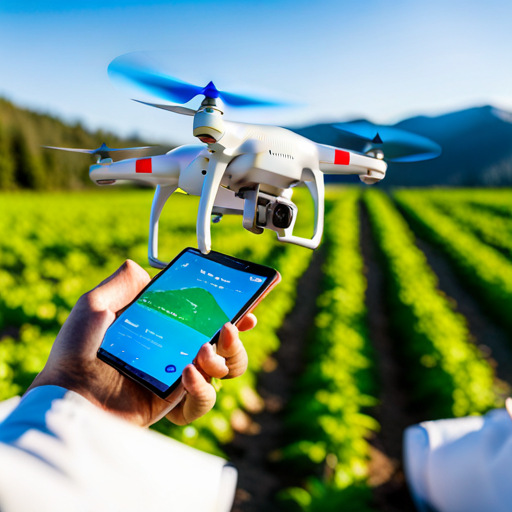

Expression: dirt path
xmin=415 ymin=237 xmax=512 ymax=387
xmin=224 ymin=249 xmax=325 ymax=512
xmin=360 ymin=203 xmax=418 ymax=512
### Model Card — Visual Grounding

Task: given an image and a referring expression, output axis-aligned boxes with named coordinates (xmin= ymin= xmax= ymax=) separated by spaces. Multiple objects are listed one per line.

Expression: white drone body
xmin=88 ymin=102 xmax=386 ymax=267
xmin=46 ymin=54 xmax=440 ymax=268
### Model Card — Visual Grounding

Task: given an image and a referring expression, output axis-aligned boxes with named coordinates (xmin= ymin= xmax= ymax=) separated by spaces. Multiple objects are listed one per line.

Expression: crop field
xmin=0 ymin=186 xmax=511 ymax=511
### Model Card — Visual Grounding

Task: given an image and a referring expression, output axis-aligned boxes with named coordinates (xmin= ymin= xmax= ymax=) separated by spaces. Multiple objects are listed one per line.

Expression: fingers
xmin=216 ymin=322 xmax=249 ymax=380
xmin=86 ymin=260 xmax=151 ymax=313
xmin=166 ymin=316 xmax=257 ymax=425
xmin=237 ymin=313 xmax=257 ymax=332
xmin=165 ymin=365 xmax=216 ymax=425
xmin=196 ymin=343 xmax=229 ymax=379
xmin=506 ymin=397 xmax=512 ymax=420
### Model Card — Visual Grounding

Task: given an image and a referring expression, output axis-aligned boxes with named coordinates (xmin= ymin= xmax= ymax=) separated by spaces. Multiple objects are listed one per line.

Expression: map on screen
xmin=99 ymin=251 xmax=268 ymax=391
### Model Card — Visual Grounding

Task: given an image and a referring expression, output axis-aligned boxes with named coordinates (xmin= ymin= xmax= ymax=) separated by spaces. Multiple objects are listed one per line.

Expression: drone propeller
xmin=43 ymin=143 xmax=158 ymax=161
xmin=108 ymin=54 xmax=284 ymax=108
xmin=133 ymin=100 xmax=196 ymax=116
xmin=334 ymin=121 xmax=441 ymax=163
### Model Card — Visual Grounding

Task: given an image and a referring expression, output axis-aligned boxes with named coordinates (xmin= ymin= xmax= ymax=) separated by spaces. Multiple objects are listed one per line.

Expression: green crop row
xmin=428 ymin=200 xmax=512 ymax=259
xmin=0 ymin=188 xmax=314 ymax=456
xmin=279 ymin=189 xmax=378 ymax=512
xmin=393 ymin=190 xmax=512 ymax=333
xmin=157 ymin=241 xmax=313 ymax=454
xmin=365 ymin=190 xmax=499 ymax=419
xmin=406 ymin=188 xmax=512 ymax=218
xmin=0 ymin=190 xmax=278 ymax=332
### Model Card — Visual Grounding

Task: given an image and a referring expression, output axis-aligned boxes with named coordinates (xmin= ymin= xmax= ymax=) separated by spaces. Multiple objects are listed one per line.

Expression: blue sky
xmin=0 ymin=0 xmax=511 ymax=145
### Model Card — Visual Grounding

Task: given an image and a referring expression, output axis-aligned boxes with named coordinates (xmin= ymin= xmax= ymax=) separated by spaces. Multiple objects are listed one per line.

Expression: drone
xmin=45 ymin=54 xmax=441 ymax=269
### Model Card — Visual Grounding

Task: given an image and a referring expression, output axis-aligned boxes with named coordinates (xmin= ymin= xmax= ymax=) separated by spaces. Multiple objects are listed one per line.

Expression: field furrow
xmin=393 ymin=190 xmax=512 ymax=333
xmin=426 ymin=200 xmax=512 ymax=259
xmin=0 ymin=189 xmax=313 ymax=456
xmin=365 ymin=190 xmax=500 ymax=419
xmin=279 ymin=189 xmax=378 ymax=511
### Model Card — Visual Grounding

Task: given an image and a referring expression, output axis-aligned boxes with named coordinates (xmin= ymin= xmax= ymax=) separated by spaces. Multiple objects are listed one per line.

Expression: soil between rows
xmin=360 ymin=203 xmax=418 ymax=512
xmin=223 ymin=198 xmax=511 ymax=512
xmin=224 ymin=248 xmax=325 ymax=512
xmin=415 ymin=237 xmax=512 ymax=388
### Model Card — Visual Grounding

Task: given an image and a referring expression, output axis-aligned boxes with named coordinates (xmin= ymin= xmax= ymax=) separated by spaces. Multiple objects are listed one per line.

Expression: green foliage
xmin=0 ymin=97 xmax=169 ymax=190
xmin=365 ymin=190 xmax=499 ymax=419
xmin=394 ymin=189 xmax=512 ymax=332
xmin=0 ymin=187 xmax=314 ymax=456
xmin=0 ymin=125 xmax=15 ymax=190
xmin=10 ymin=128 xmax=46 ymax=189
xmin=413 ymin=188 xmax=512 ymax=218
xmin=407 ymin=191 xmax=512 ymax=260
xmin=279 ymin=189 xmax=377 ymax=512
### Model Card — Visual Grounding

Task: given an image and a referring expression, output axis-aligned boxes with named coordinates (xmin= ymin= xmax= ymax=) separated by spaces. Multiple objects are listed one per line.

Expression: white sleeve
xmin=404 ymin=409 xmax=512 ymax=512
xmin=0 ymin=385 xmax=237 ymax=512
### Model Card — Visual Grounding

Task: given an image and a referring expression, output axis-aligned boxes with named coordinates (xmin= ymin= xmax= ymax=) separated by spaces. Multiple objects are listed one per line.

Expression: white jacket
xmin=404 ymin=409 xmax=512 ymax=512
xmin=0 ymin=386 xmax=237 ymax=512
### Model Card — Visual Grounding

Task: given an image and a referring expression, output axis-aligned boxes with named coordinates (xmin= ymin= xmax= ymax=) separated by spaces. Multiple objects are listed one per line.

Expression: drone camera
xmin=268 ymin=202 xmax=294 ymax=229
xmin=241 ymin=187 xmax=297 ymax=235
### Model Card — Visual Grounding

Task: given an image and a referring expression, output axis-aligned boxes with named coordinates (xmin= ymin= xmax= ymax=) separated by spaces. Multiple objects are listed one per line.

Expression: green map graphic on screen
xmin=137 ymin=288 xmax=230 ymax=338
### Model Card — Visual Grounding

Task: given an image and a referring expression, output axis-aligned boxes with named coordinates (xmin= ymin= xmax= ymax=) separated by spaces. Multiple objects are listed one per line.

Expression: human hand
xmin=28 ymin=260 xmax=256 ymax=427
xmin=506 ymin=398 xmax=512 ymax=420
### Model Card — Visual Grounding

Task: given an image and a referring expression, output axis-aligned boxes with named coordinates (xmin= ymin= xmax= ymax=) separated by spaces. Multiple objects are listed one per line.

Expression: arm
xmin=28 ymin=259 xmax=256 ymax=427
xmin=404 ymin=405 xmax=512 ymax=512
xmin=0 ymin=260 xmax=254 ymax=511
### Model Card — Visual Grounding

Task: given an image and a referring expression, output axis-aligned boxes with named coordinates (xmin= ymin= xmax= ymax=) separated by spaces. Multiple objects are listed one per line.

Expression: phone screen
xmin=98 ymin=249 xmax=272 ymax=395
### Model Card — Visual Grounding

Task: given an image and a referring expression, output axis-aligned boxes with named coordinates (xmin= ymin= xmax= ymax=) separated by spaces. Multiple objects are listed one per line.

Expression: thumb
xmin=88 ymin=260 xmax=151 ymax=314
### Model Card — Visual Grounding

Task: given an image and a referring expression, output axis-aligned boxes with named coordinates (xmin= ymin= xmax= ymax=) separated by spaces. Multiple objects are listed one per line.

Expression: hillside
xmin=138 ymin=287 xmax=229 ymax=338
xmin=0 ymin=97 xmax=172 ymax=190
xmin=292 ymin=105 xmax=512 ymax=187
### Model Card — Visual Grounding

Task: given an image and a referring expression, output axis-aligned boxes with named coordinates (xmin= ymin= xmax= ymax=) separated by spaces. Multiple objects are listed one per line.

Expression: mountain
xmin=138 ymin=287 xmax=229 ymax=338
xmin=3 ymin=96 xmax=511 ymax=189
xmin=0 ymin=97 xmax=173 ymax=190
xmin=291 ymin=106 xmax=512 ymax=187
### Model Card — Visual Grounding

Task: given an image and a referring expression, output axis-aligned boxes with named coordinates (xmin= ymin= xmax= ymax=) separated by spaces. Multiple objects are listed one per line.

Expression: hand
xmin=28 ymin=260 xmax=256 ymax=427
xmin=506 ymin=398 xmax=512 ymax=420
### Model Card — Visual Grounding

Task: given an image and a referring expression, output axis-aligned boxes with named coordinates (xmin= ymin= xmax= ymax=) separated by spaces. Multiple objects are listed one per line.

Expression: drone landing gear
xmin=196 ymin=156 xmax=230 ymax=254
xmin=148 ymin=184 xmax=178 ymax=269
xmin=239 ymin=169 xmax=325 ymax=250
xmin=148 ymin=157 xmax=245 ymax=268
xmin=277 ymin=169 xmax=324 ymax=250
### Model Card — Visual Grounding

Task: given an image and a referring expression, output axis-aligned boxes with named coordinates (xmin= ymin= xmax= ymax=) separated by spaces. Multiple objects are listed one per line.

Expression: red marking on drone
xmin=334 ymin=150 xmax=350 ymax=165
xmin=136 ymin=158 xmax=152 ymax=173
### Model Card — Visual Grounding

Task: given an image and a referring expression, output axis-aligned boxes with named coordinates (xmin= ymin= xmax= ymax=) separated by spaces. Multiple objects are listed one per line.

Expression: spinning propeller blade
xmin=43 ymin=143 xmax=158 ymax=161
xmin=109 ymin=54 xmax=284 ymax=107
xmin=334 ymin=121 xmax=441 ymax=162
xmin=133 ymin=100 xmax=196 ymax=116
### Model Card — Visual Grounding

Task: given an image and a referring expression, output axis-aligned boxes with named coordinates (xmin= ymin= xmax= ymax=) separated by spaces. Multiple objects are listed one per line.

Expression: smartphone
xmin=97 ymin=248 xmax=280 ymax=399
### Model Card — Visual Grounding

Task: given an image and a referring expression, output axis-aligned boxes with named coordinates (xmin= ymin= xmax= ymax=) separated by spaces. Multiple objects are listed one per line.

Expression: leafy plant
xmin=365 ymin=190 xmax=500 ymax=419
xmin=394 ymin=189 xmax=512 ymax=332
xmin=279 ymin=189 xmax=378 ymax=511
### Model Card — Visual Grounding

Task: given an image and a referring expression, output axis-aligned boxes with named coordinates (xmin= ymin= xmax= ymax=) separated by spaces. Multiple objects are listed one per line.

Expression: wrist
xmin=27 ymin=369 xmax=99 ymax=408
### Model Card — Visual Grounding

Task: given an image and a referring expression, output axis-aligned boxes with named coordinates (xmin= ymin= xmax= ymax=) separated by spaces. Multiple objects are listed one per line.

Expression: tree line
xmin=0 ymin=98 xmax=171 ymax=190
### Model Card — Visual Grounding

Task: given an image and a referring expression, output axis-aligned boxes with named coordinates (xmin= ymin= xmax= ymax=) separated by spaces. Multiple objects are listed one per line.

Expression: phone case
xmin=98 ymin=249 xmax=281 ymax=399
xmin=235 ymin=271 xmax=282 ymax=324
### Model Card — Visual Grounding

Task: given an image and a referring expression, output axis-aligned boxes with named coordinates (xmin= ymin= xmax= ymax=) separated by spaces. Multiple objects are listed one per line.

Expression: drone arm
xmin=277 ymin=169 xmax=324 ymax=249
xmin=89 ymin=153 xmax=181 ymax=186
xmin=148 ymin=184 xmax=179 ymax=269
xmin=197 ymin=156 xmax=229 ymax=254
xmin=317 ymin=144 xmax=387 ymax=184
